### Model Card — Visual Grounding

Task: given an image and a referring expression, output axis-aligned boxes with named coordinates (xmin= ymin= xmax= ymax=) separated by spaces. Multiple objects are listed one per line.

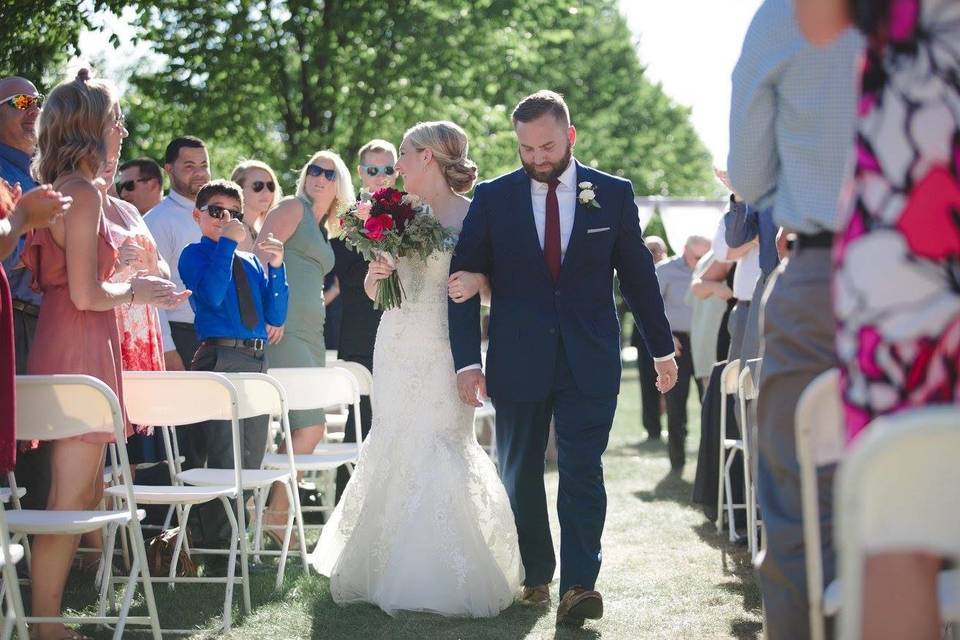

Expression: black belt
xmin=11 ymin=300 xmax=40 ymax=317
xmin=794 ymin=231 xmax=834 ymax=251
xmin=201 ymin=337 xmax=265 ymax=353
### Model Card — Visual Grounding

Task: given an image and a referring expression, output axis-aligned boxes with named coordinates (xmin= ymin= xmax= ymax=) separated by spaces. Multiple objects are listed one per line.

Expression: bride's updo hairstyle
xmin=33 ymin=68 xmax=117 ymax=183
xmin=403 ymin=121 xmax=478 ymax=194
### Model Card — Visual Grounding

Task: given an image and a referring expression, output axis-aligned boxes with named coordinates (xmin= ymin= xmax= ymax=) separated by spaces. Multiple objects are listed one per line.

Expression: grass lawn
xmin=60 ymin=368 xmax=762 ymax=639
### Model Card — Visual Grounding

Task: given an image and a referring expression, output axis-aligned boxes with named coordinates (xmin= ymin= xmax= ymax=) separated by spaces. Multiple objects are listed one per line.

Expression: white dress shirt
xmin=144 ymin=189 xmax=201 ymax=351
xmin=530 ymin=158 xmax=578 ymax=260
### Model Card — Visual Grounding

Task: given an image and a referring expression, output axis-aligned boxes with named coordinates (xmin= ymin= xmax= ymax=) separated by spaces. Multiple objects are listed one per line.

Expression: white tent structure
xmin=636 ymin=197 xmax=727 ymax=250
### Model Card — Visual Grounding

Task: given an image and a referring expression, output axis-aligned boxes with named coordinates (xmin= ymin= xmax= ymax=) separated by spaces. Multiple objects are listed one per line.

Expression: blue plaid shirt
xmin=0 ymin=143 xmax=41 ymax=305
xmin=728 ymin=0 xmax=862 ymax=234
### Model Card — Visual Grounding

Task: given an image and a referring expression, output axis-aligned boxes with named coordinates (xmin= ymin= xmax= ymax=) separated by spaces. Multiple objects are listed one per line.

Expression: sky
xmin=75 ymin=1 xmax=763 ymax=167
xmin=620 ymin=0 xmax=763 ymax=167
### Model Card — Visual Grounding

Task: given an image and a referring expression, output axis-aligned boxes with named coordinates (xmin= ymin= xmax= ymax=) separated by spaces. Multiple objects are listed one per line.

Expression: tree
xmin=115 ymin=0 xmax=713 ymax=195
xmin=0 ymin=0 xmax=129 ymax=85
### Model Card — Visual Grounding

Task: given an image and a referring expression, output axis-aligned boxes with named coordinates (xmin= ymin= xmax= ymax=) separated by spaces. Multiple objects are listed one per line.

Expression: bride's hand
xmin=366 ymin=256 xmax=395 ymax=283
xmin=448 ymin=271 xmax=482 ymax=303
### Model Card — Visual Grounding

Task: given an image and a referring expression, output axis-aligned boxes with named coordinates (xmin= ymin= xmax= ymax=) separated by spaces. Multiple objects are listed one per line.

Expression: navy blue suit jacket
xmin=448 ymin=161 xmax=674 ymax=402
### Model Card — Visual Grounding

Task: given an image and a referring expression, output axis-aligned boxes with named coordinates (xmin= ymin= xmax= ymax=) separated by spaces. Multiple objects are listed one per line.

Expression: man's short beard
xmin=521 ymin=141 xmax=572 ymax=183
xmin=172 ymin=175 xmax=200 ymax=197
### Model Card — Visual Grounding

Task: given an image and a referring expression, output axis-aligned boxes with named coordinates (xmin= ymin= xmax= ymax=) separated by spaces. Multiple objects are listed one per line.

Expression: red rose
xmin=363 ymin=213 xmax=394 ymax=241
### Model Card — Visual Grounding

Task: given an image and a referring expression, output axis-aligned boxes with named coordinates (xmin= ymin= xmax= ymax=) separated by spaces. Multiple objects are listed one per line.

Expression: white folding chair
xmin=12 ymin=374 xmax=161 ymax=639
xmin=321 ymin=360 xmax=372 ymax=443
xmin=217 ymin=373 xmax=309 ymax=586
xmin=795 ymin=369 xmax=844 ymax=640
xmin=262 ymin=367 xmax=363 ymax=526
xmin=0 ymin=502 xmax=26 ymax=640
xmin=716 ymin=360 xmax=745 ymax=541
xmin=738 ymin=358 xmax=762 ymax=559
xmin=836 ymin=406 xmax=960 ymax=640
xmin=108 ymin=371 xmax=249 ymax=634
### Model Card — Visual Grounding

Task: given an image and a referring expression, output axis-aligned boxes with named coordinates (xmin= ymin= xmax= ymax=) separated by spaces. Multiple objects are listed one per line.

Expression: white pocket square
xmin=587 ymin=227 xmax=611 ymax=234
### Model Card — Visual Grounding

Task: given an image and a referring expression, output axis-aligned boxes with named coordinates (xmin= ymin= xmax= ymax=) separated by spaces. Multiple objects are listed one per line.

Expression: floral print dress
xmin=833 ymin=0 xmax=960 ymax=440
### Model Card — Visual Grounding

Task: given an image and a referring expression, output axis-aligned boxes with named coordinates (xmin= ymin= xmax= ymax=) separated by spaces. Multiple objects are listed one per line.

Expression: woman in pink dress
xmin=23 ymin=69 xmax=188 ymax=640
xmin=799 ymin=1 xmax=960 ymax=637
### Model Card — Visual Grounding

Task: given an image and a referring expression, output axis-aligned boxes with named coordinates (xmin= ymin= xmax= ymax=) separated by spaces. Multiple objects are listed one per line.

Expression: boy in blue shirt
xmin=179 ymin=179 xmax=288 ymax=476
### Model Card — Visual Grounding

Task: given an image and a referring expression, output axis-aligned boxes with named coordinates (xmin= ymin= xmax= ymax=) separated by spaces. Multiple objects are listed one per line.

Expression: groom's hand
xmin=456 ymin=369 xmax=487 ymax=407
xmin=654 ymin=358 xmax=679 ymax=394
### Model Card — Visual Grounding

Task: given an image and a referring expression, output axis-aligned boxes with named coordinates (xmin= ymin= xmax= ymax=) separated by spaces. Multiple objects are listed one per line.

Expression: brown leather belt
xmin=11 ymin=300 xmax=40 ymax=317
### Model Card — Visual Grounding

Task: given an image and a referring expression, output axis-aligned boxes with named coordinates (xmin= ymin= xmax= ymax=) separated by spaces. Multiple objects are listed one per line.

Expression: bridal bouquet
xmin=338 ymin=187 xmax=455 ymax=310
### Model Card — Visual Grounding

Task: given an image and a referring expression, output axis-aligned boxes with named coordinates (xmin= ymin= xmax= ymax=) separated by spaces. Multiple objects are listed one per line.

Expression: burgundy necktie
xmin=543 ymin=179 xmax=561 ymax=283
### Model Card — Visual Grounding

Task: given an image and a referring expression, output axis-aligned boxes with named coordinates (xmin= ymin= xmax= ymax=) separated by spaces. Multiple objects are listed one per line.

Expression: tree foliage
xmin=7 ymin=1 xmax=715 ymax=196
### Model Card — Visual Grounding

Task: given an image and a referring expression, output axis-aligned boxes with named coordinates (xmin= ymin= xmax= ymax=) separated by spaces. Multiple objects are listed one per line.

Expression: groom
xmin=448 ymin=90 xmax=678 ymax=626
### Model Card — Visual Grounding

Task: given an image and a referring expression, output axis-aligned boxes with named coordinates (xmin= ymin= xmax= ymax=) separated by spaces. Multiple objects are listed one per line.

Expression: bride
xmin=311 ymin=121 xmax=523 ymax=617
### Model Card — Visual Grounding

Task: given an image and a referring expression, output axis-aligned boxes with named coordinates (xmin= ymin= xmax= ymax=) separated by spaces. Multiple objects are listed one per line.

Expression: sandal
xmin=261 ymin=510 xmax=299 ymax=549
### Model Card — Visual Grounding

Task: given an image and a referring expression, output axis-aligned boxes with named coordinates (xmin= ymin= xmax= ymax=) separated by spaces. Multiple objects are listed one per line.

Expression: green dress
xmin=266 ymin=195 xmax=336 ymax=429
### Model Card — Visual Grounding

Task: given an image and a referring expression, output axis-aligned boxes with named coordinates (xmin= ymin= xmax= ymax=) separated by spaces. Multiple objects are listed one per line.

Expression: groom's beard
xmin=520 ymin=143 xmax=572 ymax=184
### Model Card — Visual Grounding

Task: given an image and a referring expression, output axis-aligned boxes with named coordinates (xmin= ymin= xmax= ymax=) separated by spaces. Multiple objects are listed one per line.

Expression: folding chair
xmin=738 ymin=358 xmax=762 ymax=559
xmin=0 ymin=502 xmax=26 ymax=640
xmin=795 ymin=369 xmax=844 ymax=640
xmin=262 ymin=367 xmax=363 ymax=526
xmin=107 ymin=371 xmax=248 ymax=634
xmin=321 ymin=360 xmax=372 ymax=444
xmin=11 ymin=374 xmax=161 ymax=639
xmin=716 ymin=360 xmax=745 ymax=541
xmin=836 ymin=406 xmax=960 ymax=640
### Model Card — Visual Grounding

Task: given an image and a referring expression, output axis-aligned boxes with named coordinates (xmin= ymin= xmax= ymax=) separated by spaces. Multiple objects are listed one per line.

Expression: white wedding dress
xmin=311 ymin=248 xmax=523 ymax=617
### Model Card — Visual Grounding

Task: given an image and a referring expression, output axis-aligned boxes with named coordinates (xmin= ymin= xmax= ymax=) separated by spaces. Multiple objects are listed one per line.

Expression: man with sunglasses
xmin=179 ymin=179 xmax=288 ymax=546
xmin=117 ymin=157 xmax=163 ymax=215
xmin=0 ymin=76 xmax=42 ymax=374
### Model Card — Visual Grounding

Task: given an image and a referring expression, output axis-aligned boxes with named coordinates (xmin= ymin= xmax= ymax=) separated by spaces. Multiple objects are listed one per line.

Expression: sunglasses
xmin=0 ymin=94 xmax=43 ymax=110
xmin=306 ymin=164 xmax=336 ymax=181
xmin=251 ymin=180 xmax=276 ymax=193
xmin=116 ymin=177 xmax=152 ymax=194
xmin=201 ymin=204 xmax=243 ymax=222
xmin=361 ymin=164 xmax=396 ymax=178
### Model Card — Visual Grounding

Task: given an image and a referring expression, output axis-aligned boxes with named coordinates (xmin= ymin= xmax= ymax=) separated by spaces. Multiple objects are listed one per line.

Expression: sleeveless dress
xmin=22 ymin=190 xmax=131 ymax=447
xmin=265 ymin=195 xmax=335 ymax=429
xmin=312 ymin=249 xmax=523 ymax=617
xmin=833 ymin=0 xmax=960 ymax=441
xmin=104 ymin=196 xmax=165 ymax=462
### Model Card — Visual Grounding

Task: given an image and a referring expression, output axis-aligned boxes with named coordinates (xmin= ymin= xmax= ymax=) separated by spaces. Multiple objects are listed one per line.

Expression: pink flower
xmin=895 ymin=166 xmax=960 ymax=260
xmin=355 ymin=201 xmax=373 ymax=221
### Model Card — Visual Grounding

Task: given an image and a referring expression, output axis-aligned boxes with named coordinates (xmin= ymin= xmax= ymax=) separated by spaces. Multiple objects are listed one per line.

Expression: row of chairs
xmin=0 ymin=364 xmax=369 ymax=638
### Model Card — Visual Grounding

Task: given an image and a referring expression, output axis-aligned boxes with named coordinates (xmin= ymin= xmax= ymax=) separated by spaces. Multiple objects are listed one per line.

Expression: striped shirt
xmin=728 ymin=0 xmax=862 ymax=234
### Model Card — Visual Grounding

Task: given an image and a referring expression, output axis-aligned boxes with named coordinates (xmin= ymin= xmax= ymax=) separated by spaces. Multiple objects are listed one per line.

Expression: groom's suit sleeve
xmin=448 ymin=182 xmax=493 ymax=372
xmin=612 ymin=180 xmax=675 ymax=359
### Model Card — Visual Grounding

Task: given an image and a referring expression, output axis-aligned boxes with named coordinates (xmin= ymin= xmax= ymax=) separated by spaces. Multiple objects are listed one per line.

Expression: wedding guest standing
xmin=22 ymin=70 xmax=186 ymax=640
xmin=99 ymin=154 xmax=171 ymax=465
xmin=230 ymin=160 xmax=282 ymax=252
xmin=144 ymin=136 xmax=210 ymax=373
xmin=258 ymin=150 xmax=353 ymax=533
xmin=798 ymin=1 xmax=960 ymax=637
xmin=331 ymin=139 xmax=396 ymax=501
xmin=116 ymin=158 xmax=163 ymax=215
xmin=631 ymin=236 xmax=668 ymax=443
xmin=728 ymin=2 xmax=861 ymax=636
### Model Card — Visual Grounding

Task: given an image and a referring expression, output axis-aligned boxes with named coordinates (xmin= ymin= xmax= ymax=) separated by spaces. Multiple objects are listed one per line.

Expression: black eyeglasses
xmin=361 ymin=164 xmax=395 ymax=177
xmin=0 ymin=94 xmax=43 ymax=110
xmin=251 ymin=180 xmax=275 ymax=193
xmin=306 ymin=164 xmax=336 ymax=181
xmin=116 ymin=177 xmax=152 ymax=194
xmin=201 ymin=204 xmax=243 ymax=222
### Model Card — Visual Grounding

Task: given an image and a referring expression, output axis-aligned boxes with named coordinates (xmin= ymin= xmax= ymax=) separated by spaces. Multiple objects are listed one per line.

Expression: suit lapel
xmin=560 ymin=161 xmax=591 ymax=282
xmin=511 ymin=172 xmax=554 ymax=284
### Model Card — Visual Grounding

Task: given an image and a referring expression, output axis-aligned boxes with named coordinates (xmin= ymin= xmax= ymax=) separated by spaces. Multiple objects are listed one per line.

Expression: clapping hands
xmin=130 ymin=272 xmax=191 ymax=310
xmin=6 ymin=181 xmax=72 ymax=230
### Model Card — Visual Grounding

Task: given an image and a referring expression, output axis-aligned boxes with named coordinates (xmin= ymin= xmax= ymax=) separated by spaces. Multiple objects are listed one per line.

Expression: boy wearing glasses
xmin=179 ymin=180 xmax=288 ymax=505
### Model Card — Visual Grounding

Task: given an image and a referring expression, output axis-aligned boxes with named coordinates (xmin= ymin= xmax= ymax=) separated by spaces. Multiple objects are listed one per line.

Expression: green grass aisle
xmin=66 ymin=368 xmax=762 ymax=639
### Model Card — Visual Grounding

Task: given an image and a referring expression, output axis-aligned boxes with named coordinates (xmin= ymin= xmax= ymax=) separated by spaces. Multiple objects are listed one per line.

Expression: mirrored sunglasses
xmin=0 ymin=94 xmax=43 ymax=110
xmin=306 ymin=164 xmax=336 ymax=181
xmin=251 ymin=180 xmax=276 ymax=193
xmin=362 ymin=164 xmax=396 ymax=177
xmin=201 ymin=203 xmax=243 ymax=222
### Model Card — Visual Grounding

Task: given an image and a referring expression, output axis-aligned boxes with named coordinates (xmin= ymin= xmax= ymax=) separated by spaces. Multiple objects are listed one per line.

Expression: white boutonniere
xmin=578 ymin=181 xmax=601 ymax=209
